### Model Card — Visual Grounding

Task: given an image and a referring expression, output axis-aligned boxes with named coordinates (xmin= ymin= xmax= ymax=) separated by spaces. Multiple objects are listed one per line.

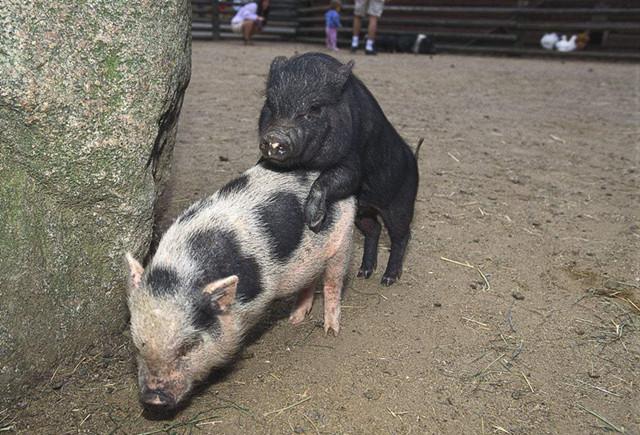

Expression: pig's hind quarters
xmin=356 ymin=157 xmax=418 ymax=286
xmin=289 ymin=198 xmax=355 ymax=334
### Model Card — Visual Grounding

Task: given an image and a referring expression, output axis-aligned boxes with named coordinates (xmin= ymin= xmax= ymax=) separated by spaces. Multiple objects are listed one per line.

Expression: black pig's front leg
xmin=305 ymin=154 xmax=361 ymax=232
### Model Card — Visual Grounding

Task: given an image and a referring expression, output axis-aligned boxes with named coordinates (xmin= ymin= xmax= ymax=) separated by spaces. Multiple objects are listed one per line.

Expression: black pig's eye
xmin=304 ymin=106 xmax=322 ymax=120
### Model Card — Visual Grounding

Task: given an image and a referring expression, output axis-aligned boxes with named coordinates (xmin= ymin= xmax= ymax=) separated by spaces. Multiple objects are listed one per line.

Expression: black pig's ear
xmin=203 ymin=275 xmax=239 ymax=313
xmin=340 ymin=60 xmax=355 ymax=75
xmin=268 ymin=56 xmax=288 ymax=82
xmin=331 ymin=60 xmax=354 ymax=89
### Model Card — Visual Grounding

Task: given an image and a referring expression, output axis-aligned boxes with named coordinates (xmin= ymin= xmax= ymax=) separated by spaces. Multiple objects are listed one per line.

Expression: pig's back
xmin=151 ymin=163 xmax=353 ymax=306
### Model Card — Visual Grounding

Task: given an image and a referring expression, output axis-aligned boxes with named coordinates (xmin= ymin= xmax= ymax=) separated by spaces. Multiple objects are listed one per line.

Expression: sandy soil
xmin=6 ymin=41 xmax=639 ymax=434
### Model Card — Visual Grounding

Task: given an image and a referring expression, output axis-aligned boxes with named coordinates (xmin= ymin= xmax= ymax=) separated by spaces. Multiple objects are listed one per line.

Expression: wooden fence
xmin=192 ymin=0 xmax=640 ymax=60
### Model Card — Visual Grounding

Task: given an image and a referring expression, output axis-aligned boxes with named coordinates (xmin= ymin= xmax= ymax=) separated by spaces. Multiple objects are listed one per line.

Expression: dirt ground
xmin=6 ymin=41 xmax=639 ymax=434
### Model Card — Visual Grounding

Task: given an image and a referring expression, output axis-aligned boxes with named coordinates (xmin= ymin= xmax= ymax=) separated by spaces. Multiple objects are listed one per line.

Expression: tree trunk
xmin=0 ymin=0 xmax=191 ymax=402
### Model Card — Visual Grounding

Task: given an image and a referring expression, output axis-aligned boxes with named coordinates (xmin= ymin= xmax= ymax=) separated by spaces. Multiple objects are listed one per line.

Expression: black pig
xmin=258 ymin=52 xmax=419 ymax=286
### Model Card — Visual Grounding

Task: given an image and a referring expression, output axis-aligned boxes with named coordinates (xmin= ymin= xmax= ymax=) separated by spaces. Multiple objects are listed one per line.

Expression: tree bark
xmin=0 ymin=0 xmax=191 ymax=402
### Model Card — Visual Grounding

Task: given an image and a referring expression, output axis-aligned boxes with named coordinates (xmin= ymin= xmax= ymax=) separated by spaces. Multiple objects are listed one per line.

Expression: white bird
xmin=555 ymin=35 xmax=577 ymax=52
xmin=540 ymin=33 xmax=559 ymax=50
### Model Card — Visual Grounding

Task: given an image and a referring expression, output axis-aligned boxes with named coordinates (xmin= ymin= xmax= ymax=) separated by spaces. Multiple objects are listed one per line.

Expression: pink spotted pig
xmin=126 ymin=161 xmax=355 ymax=411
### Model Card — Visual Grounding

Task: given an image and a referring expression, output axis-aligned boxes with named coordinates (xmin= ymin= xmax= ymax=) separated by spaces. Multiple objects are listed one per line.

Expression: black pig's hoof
xmin=357 ymin=268 xmax=374 ymax=279
xmin=304 ymin=189 xmax=327 ymax=233
xmin=381 ymin=275 xmax=397 ymax=286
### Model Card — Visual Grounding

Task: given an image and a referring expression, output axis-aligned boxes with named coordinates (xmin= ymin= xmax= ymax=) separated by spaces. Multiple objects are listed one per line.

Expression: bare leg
xmin=242 ymin=21 xmax=254 ymax=44
xmin=250 ymin=21 xmax=261 ymax=37
xmin=352 ymin=15 xmax=362 ymax=38
xmin=367 ymin=15 xmax=378 ymax=41
xmin=289 ymin=284 xmax=315 ymax=325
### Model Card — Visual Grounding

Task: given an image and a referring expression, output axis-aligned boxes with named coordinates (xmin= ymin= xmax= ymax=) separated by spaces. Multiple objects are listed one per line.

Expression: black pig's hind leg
xmin=355 ymin=206 xmax=381 ymax=279
xmin=379 ymin=209 xmax=412 ymax=286
xmin=378 ymin=176 xmax=417 ymax=286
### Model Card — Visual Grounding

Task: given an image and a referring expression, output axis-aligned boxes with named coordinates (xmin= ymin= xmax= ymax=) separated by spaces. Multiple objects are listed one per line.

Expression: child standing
xmin=325 ymin=0 xmax=341 ymax=51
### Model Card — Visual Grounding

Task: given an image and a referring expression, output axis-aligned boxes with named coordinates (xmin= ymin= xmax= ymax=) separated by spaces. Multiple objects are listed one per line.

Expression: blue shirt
xmin=325 ymin=10 xmax=341 ymax=28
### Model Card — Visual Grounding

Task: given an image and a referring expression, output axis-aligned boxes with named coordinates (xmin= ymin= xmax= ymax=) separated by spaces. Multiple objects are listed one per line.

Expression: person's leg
xmin=352 ymin=0 xmax=365 ymax=51
xmin=251 ymin=17 xmax=264 ymax=37
xmin=242 ymin=20 xmax=253 ymax=43
xmin=367 ymin=15 xmax=378 ymax=41
xmin=250 ymin=22 xmax=260 ymax=37
xmin=365 ymin=0 xmax=383 ymax=54
xmin=329 ymin=27 xmax=338 ymax=50
xmin=365 ymin=15 xmax=377 ymax=53
xmin=351 ymin=16 xmax=361 ymax=51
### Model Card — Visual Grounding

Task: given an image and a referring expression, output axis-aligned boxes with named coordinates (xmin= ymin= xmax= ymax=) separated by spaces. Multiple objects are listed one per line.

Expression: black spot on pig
xmin=256 ymin=192 xmax=304 ymax=261
xmin=191 ymin=296 xmax=221 ymax=332
xmin=188 ymin=229 xmax=263 ymax=303
xmin=219 ymin=174 xmax=249 ymax=197
xmin=147 ymin=266 xmax=181 ymax=296
xmin=178 ymin=199 xmax=206 ymax=224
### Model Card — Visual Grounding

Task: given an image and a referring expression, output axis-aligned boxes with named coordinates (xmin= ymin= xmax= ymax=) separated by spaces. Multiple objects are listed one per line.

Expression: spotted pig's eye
xmin=176 ymin=338 xmax=201 ymax=357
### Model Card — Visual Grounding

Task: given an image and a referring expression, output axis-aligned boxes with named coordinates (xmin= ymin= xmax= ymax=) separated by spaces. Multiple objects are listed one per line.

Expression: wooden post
xmin=211 ymin=0 xmax=221 ymax=40
xmin=592 ymin=2 xmax=610 ymax=47
xmin=515 ymin=0 xmax=529 ymax=48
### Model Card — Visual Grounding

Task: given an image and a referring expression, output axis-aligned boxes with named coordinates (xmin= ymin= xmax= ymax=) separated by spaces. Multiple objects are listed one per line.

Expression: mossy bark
xmin=0 ymin=0 xmax=191 ymax=401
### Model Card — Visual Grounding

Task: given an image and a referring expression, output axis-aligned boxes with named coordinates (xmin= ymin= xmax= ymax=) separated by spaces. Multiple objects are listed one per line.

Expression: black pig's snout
xmin=260 ymin=132 xmax=294 ymax=161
